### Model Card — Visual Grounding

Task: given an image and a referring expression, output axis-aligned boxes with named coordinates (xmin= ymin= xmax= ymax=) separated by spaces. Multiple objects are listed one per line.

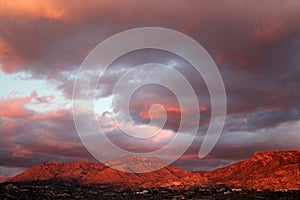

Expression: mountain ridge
xmin=8 ymin=150 xmax=300 ymax=190
xmin=9 ymin=156 xmax=207 ymax=189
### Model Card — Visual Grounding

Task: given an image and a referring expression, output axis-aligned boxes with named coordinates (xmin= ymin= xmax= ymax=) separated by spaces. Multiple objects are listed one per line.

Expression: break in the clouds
xmin=0 ymin=0 xmax=300 ymax=180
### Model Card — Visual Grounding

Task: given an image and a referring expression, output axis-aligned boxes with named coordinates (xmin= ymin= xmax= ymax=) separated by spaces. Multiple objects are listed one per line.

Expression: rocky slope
xmin=204 ymin=150 xmax=300 ymax=190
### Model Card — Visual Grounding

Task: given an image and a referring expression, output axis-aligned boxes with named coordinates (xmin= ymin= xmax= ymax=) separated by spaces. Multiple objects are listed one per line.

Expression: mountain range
xmin=8 ymin=150 xmax=300 ymax=190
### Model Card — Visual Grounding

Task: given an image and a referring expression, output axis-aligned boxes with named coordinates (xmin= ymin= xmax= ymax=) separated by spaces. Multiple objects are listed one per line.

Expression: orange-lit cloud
xmin=0 ymin=39 xmax=25 ymax=73
xmin=267 ymin=95 xmax=279 ymax=100
xmin=216 ymin=52 xmax=226 ymax=63
xmin=0 ymin=0 xmax=65 ymax=21
xmin=139 ymin=105 xmax=208 ymax=119
xmin=8 ymin=145 xmax=33 ymax=158
xmin=253 ymin=21 xmax=285 ymax=44
xmin=0 ymin=92 xmax=35 ymax=118
xmin=263 ymin=107 xmax=284 ymax=112
xmin=139 ymin=105 xmax=181 ymax=119
xmin=0 ymin=91 xmax=56 ymax=118
xmin=180 ymin=154 xmax=199 ymax=159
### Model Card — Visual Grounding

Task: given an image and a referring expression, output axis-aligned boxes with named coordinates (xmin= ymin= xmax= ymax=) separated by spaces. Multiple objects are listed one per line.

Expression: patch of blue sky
xmin=0 ymin=71 xmax=69 ymax=112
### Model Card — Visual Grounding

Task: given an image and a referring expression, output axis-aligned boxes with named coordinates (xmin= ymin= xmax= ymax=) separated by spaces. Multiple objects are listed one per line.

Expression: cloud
xmin=0 ymin=91 xmax=59 ymax=118
xmin=0 ymin=0 xmax=66 ymax=21
xmin=0 ymin=92 xmax=36 ymax=118
xmin=0 ymin=0 xmax=300 ymax=176
xmin=8 ymin=145 xmax=33 ymax=158
xmin=0 ymin=106 xmax=94 ymax=168
xmin=182 ymin=119 xmax=300 ymax=165
xmin=0 ymin=1 xmax=299 ymax=127
xmin=253 ymin=20 xmax=285 ymax=44
xmin=96 ymin=112 xmax=176 ymax=153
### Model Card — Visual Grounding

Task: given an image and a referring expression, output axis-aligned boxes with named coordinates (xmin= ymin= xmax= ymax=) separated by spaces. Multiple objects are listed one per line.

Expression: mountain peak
xmin=104 ymin=156 xmax=167 ymax=173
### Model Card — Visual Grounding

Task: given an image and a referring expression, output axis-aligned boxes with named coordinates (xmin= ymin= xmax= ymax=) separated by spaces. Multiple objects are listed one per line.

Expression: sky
xmin=0 ymin=0 xmax=300 ymax=181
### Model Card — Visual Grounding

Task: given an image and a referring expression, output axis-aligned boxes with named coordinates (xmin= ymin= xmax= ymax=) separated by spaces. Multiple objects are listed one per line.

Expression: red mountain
xmin=8 ymin=150 xmax=300 ymax=190
xmin=9 ymin=156 xmax=207 ymax=188
xmin=204 ymin=150 xmax=300 ymax=190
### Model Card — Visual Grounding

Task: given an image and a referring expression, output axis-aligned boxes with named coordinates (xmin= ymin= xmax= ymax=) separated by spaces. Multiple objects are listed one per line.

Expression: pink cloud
xmin=0 ymin=92 xmax=57 ymax=118
xmin=0 ymin=92 xmax=36 ymax=118
xmin=139 ymin=105 xmax=181 ymax=119
xmin=0 ymin=0 xmax=66 ymax=21
xmin=0 ymin=39 xmax=26 ymax=73
xmin=253 ymin=21 xmax=285 ymax=44
xmin=139 ymin=104 xmax=208 ymax=119
xmin=151 ymin=129 xmax=175 ymax=143
xmin=8 ymin=145 xmax=33 ymax=158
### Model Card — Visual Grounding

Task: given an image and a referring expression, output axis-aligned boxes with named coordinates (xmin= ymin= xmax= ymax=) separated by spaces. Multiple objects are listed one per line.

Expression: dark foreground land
xmin=0 ymin=180 xmax=299 ymax=200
